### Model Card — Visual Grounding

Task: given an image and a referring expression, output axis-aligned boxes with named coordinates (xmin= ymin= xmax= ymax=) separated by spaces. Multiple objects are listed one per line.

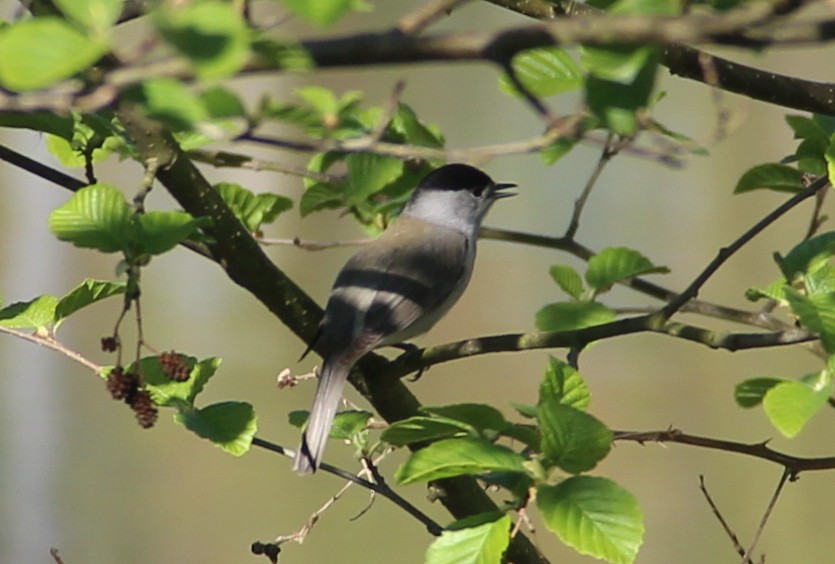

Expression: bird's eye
xmin=471 ymin=184 xmax=486 ymax=198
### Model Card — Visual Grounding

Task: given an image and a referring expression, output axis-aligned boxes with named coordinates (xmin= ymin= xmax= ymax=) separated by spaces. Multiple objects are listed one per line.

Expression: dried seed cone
xmin=130 ymin=390 xmax=158 ymax=429
xmin=159 ymin=351 xmax=190 ymax=382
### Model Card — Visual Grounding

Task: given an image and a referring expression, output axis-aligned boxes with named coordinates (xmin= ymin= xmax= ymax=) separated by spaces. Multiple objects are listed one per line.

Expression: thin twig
xmin=250 ymin=437 xmax=443 ymax=535
xmin=661 ymin=175 xmax=830 ymax=318
xmin=699 ymin=475 xmax=753 ymax=563
xmin=615 ymin=429 xmax=835 ymax=474
xmin=257 ymin=236 xmax=372 ymax=250
xmin=0 ymin=144 xmax=86 ymax=191
xmin=740 ymin=469 xmax=790 ymax=563
xmin=398 ymin=0 xmax=473 ymax=34
xmin=368 ymin=80 xmax=407 ymax=143
xmin=564 ymin=134 xmax=619 ymax=240
xmin=187 ymin=149 xmax=345 ymax=183
xmin=0 ymin=326 xmax=102 ymax=373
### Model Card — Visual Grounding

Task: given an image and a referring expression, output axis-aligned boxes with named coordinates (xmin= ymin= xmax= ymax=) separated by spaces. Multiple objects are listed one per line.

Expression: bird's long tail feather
xmin=293 ymin=361 xmax=349 ymax=474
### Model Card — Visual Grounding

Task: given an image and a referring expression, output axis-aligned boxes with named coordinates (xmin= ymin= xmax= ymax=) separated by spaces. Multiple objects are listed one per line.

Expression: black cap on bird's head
xmin=416 ymin=163 xmax=516 ymax=200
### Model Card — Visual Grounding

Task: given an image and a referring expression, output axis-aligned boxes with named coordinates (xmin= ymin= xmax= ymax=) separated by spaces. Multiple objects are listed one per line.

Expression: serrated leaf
xmin=143 ymin=356 xmax=220 ymax=407
xmin=538 ymin=392 xmax=611 ymax=473
xmin=215 ymin=182 xmax=292 ymax=232
xmin=54 ymin=279 xmax=126 ymax=325
xmin=425 ymin=514 xmax=511 ymax=564
xmin=0 ymin=17 xmax=107 ymax=91
xmin=137 ymin=211 xmax=205 ymax=255
xmin=535 ymin=301 xmax=616 ymax=332
xmin=382 ymin=417 xmax=474 ymax=446
xmin=329 ymin=410 xmax=372 ymax=440
xmin=175 ymin=401 xmax=257 ymax=456
xmin=155 ymin=1 xmax=250 ymax=77
xmin=778 ymin=232 xmax=835 ymax=280
xmin=785 ymin=287 xmax=835 ymax=352
xmin=538 ymin=476 xmax=644 ymax=564
xmin=49 ymin=184 xmax=132 ymax=253
xmin=395 ymin=438 xmax=526 ymax=485
xmin=300 ymin=182 xmax=344 ymax=217
xmin=734 ymin=163 xmax=805 ymax=194
xmin=543 ymin=357 xmax=591 ymax=411
xmin=763 ymin=376 xmax=832 ymax=438
xmin=734 ymin=377 xmax=783 ymax=408
xmin=0 ymin=295 xmax=59 ymax=331
xmin=423 ymin=404 xmax=509 ymax=432
xmin=345 ymin=153 xmax=404 ymax=204
xmin=586 ymin=247 xmax=668 ymax=292
xmin=500 ymin=47 xmax=583 ymax=98
xmin=54 ymin=0 xmax=124 ymax=34
xmin=390 ymin=103 xmax=444 ymax=148
xmin=549 ymin=265 xmax=585 ymax=299
xmin=745 ymin=279 xmax=788 ymax=303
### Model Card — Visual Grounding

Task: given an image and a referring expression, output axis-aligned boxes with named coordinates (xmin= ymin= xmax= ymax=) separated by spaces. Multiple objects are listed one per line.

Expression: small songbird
xmin=294 ymin=163 xmax=516 ymax=474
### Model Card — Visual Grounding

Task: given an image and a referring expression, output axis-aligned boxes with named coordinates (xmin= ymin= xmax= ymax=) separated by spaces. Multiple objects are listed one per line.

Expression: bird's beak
xmin=493 ymin=182 xmax=517 ymax=200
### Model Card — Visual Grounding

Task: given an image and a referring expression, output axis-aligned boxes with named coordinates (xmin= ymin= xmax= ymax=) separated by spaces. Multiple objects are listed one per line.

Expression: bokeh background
xmin=1 ymin=1 xmax=834 ymax=562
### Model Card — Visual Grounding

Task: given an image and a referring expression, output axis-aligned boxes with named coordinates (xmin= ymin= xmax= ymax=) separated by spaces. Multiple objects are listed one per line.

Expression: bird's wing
xmin=318 ymin=217 xmax=470 ymax=359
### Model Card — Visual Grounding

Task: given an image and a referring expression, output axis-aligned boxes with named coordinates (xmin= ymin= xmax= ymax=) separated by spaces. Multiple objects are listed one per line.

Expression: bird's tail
xmin=293 ymin=361 xmax=349 ymax=474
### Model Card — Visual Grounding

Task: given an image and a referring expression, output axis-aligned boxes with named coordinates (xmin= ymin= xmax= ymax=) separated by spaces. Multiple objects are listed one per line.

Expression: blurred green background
xmin=2 ymin=1 xmax=835 ymax=563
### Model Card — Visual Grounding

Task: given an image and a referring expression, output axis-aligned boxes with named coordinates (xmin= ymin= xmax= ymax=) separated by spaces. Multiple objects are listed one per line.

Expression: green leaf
xmin=126 ymin=78 xmax=208 ymax=131
xmin=785 ymin=287 xmax=835 ymax=353
xmin=137 ymin=211 xmax=205 ymax=255
xmin=300 ymin=182 xmax=344 ymax=216
xmin=390 ymin=103 xmax=444 ymax=148
xmin=734 ymin=163 xmax=805 ymax=194
xmin=345 ymin=153 xmax=404 ymax=204
xmin=423 ymin=404 xmax=509 ymax=432
xmin=535 ymin=301 xmax=616 ymax=332
xmin=543 ymin=357 xmax=591 ymax=411
xmin=745 ymin=279 xmax=788 ymax=303
xmin=54 ymin=279 xmax=126 ymax=325
xmin=586 ymin=247 xmax=669 ymax=292
xmin=582 ymin=45 xmax=655 ymax=85
xmin=763 ymin=375 xmax=832 ymax=438
xmin=329 ymin=410 xmax=372 ymax=440
xmin=53 ymin=0 xmax=123 ymax=34
xmin=395 ymin=438 xmax=527 ymax=485
xmin=785 ymin=115 xmax=828 ymax=145
xmin=0 ymin=17 xmax=107 ymax=91
xmin=500 ymin=47 xmax=583 ymax=98
xmin=49 ymin=184 xmax=132 ymax=253
xmin=215 ymin=182 xmax=292 ymax=232
xmin=176 ymin=401 xmax=257 ymax=456
xmin=0 ymin=111 xmax=74 ymax=139
xmin=0 ymin=295 xmax=59 ymax=332
xmin=540 ymin=137 xmax=579 ymax=166
xmin=734 ymin=377 xmax=783 ymax=408
xmin=155 ymin=0 xmax=250 ymax=77
xmin=201 ymin=86 xmax=247 ymax=119
xmin=825 ymin=136 xmax=835 ymax=185
xmin=610 ymin=0 xmax=681 ymax=15
xmin=425 ymin=514 xmax=511 ymax=564
xmin=250 ymin=39 xmax=314 ymax=71
xmin=778 ymin=232 xmax=835 ymax=280
xmin=538 ymin=394 xmax=611 ymax=473
xmin=549 ymin=265 xmax=585 ymax=299
xmin=281 ymin=0 xmax=356 ymax=26
xmin=143 ymin=356 xmax=221 ymax=407
xmin=585 ymin=51 xmax=658 ymax=135
xmin=538 ymin=476 xmax=644 ymax=564
xmin=382 ymin=416 xmax=474 ymax=446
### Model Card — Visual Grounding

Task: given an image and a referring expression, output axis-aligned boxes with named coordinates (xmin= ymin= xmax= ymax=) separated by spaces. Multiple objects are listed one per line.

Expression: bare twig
xmin=615 ymin=429 xmax=835 ymax=474
xmin=661 ymin=175 xmax=830 ymax=318
xmin=368 ymin=80 xmax=408 ymax=144
xmin=398 ymin=0 xmax=472 ymax=34
xmin=0 ymin=326 xmax=102 ymax=373
xmin=740 ymin=469 xmax=790 ymax=563
xmin=699 ymin=475 xmax=753 ymax=563
xmin=564 ymin=134 xmax=620 ymax=240
xmin=258 ymin=236 xmax=373 ymax=250
xmin=250 ymin=437 xmax=443 ymax=535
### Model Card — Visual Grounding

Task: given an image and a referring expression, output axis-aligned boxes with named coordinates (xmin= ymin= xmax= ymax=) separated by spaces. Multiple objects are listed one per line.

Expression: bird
xmin=293 ymin=163 xmax=516 ymax=474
